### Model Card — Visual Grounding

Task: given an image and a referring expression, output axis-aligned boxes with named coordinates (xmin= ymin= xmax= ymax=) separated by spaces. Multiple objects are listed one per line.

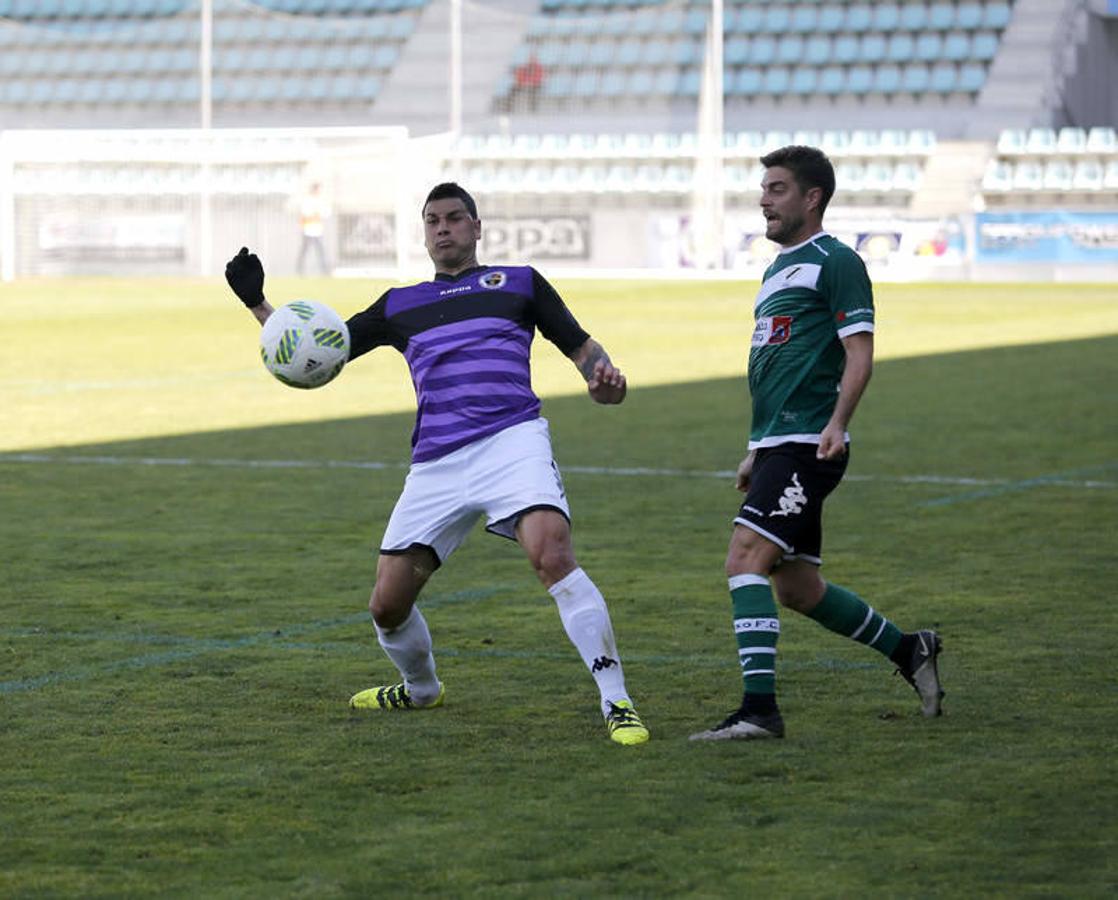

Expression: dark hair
xmin=423 ymin=182 xmax=478 ymax=219
xmin=759 ymin=145 xmax=835 ymax=214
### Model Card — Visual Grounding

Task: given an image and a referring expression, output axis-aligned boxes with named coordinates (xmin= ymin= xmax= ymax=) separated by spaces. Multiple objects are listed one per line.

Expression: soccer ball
xmin=259 ymin=300 xmax=350 ymax=389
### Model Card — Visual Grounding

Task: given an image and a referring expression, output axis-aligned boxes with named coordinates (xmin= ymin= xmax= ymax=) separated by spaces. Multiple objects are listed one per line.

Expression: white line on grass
xmin=1 ymin=452 xmax=1115 ymax=493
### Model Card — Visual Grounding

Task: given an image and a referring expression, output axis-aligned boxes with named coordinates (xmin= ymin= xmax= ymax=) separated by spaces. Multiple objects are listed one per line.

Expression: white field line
xmin=1 ymin=452 xmax=1115 ymax=492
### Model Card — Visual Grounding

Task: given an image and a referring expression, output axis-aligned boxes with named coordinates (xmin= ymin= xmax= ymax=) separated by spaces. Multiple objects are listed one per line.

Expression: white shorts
xmin=380 ymin=417 xmax=570 ymax=565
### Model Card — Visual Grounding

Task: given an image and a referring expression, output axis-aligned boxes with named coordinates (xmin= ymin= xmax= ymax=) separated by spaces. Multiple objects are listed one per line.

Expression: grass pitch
xmin=2 ymin=278 xmax=1117 ymax=897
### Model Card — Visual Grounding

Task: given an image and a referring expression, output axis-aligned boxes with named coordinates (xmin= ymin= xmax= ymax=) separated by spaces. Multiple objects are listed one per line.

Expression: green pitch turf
xmin=2 ymin=278 xmax=1117 ymax=897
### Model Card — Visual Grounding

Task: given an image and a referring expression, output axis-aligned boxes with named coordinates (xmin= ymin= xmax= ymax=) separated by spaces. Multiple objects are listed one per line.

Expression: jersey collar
xmin=777 ymin=231 xmax=830 ymax=255
xmin=434 ymin=265 xmax=487 ymax=282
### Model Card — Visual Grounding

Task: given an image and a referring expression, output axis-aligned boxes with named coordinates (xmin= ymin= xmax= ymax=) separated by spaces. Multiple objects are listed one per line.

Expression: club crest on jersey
xmin=479 ymin=270 xmax=507 ymax=290
xmin=752 ymin=315 xmax=793 ymax=347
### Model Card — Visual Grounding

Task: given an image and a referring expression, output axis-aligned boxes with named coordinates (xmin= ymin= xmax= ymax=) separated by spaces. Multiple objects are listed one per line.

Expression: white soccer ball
xmin=259 ymin=300 xmax=350 ymax=390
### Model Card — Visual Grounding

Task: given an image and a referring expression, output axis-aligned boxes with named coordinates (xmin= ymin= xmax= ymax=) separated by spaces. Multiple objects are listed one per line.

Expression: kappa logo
xmin=591 ymin=656 xmax=618 ymax=673
xmin=479 ymin=270 xmax=507 ymax=290
xmin=769 ymin=472 xmax=807 ymax=517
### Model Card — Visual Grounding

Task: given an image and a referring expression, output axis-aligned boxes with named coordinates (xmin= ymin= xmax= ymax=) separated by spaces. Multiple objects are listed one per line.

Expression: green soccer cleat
xmin=349 ymin=682 xmax=445 ymax=711
xmin=605 ymin=700 xmax=650 ymax=746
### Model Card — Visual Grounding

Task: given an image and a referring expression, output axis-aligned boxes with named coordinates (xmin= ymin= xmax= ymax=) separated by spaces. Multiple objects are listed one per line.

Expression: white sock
xmin=548 ymin=567 xmax=630 ymax=717
xmin=374 ymin=607 xmax=440 ymax=705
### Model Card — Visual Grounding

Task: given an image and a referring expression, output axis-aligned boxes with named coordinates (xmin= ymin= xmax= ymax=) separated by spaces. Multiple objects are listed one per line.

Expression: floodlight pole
xmin=199 ymin=0 xmax=214 ymax=277
xmin=450 ymin=0 xmax=462 ymax=137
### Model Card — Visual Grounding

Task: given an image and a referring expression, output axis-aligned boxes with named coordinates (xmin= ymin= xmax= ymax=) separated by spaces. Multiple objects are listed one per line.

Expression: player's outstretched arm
xmin=225 ymin=247 xmax=273 ymax=326
xmin=569 ymin=338 xmax=627 ymax=405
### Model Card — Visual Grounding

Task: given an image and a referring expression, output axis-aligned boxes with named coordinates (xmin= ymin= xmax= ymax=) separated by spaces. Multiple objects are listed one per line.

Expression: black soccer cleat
xmin=896 ymin=629 xmax=944 ymax=717
xmin=689 ymin=708 xmax=786 ymax=742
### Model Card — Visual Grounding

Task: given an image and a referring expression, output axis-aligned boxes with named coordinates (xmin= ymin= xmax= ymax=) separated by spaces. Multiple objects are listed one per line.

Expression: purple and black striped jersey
xmin=346 ymin=265 xmax=589 ymax=463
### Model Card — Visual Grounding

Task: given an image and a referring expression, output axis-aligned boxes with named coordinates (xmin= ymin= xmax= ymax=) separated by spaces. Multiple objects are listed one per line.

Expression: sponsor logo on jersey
xmin=438 ymin=284 xmax=473 ymax=296
xmin=769 ymin=472 xmax=807 ymax=517
xmin=479 ymin=270 xmax=507 ymax=290
xmin=752 ymin=315 xmax=793 ymax=347
xmin=837 ymin=307 xmax=873 ymax=323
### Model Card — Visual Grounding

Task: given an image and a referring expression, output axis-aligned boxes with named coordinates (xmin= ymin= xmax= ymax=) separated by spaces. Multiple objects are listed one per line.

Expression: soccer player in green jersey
xmin=690 ymin=146 xmax=944 ymax=742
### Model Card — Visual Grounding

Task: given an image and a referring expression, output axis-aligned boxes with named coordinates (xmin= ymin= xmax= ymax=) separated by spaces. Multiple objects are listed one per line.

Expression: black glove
xmin=225 ymin=247 xmax=266 ymax=308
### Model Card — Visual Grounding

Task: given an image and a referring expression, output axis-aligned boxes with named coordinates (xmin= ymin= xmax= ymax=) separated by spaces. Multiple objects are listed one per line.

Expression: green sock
xmin=729 ymin=574 xmax=780 ymax=696
xmin=807 ymin=582 xmax=902 ymax=658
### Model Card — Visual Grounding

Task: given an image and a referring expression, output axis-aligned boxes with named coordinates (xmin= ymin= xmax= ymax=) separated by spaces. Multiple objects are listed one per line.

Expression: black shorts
xmin=734 ymin=442 xmax=848 ymax=565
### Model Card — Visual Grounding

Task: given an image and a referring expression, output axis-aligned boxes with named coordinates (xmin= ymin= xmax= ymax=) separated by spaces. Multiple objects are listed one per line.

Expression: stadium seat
xmin=776 ymin=36 xmax=804 ymax=66
xmin=616 ymin=38 xmax=641 ymax=67
xmin=816 ymin=5 xmax=844 ymax=33
xmin=982 ymin=2 xmax=1012 ymax=29
xmin=997 ymin=129 xmax=1027 ymax=153
xmin=859 ymin=34 xmax=887 ymax=64
xmin=892 ymin=161 xmax=922 ymax=191
xmin=817 ymin=67 xmax=845 ymax=95
xmin=844 ymin=5 xmax=872 ymax=32
xmin=864 ymin=162 xmax=894 ymax=192
xmin=789 ymin=7 xmax=817 ymax=33
xmin=982 ymin=159 xmax=1013 ymax=191
xmin=929 ymin=63 xmax=957 ymax=92
xmin=725 ymin=37 xmax=750 ymax=66
xmin=970 ymin=32 xmax=999 ymax=60
xmin=1106 ymin=161 xmax=1118 ymax=190
xmin=942 ymin=32 xmax=971 ymax=62
xmin=927 ymin=3 xmax=955 ymax=30
xmin=586 ymin=40 xmax=615 ymax=67
xmin=886 ymin=34 xmax=915 ymax=63
xmin=572 ymin=70 xmax=600 ymax=99
xmin=1056 ymin=127 xmax=1087 ymax=153
xmin=1086 ymin=126 xmax=1117 ymax=153
xmin=872 ymin=4 xmax=900 ymax=32
xmin=1042 ymin=160 xmax=1073 ymax=191
xmin=845 ymin=66 xmax=872 ymax=94
xmin=1071 ymin=160 xmax=1103 ymax=191
xmin=872 ymin=65 xmax=902 ymax=94
xmin=957 ymin=63 xmax=986 ymax=93
xmin=899 ymin=4 xmax=928 ymax=30
xmin=1026 ymin=127 xmax=1058 ymax=153
xmin=732 ymin=67 xmax=762 ymax=97
xmin=902 ymin=63 xmax=932 ymax=93
xmin=835 ymin=162 xmax=866 ymax=192
xmin=832 ymin=35 xmax=860 ymax=65
xmin=750 ymin=37 xmax=776 ymax=66
xmin=599 ymin=69 xmax=626 ymax=98
xmin=1012 ymin=161 xmax=1044 ymax=191
xmin=760 ymin=7 xmax=791 ymax=34
xmin=804 ymin=36 xmax=831 ymax=66
xmin=789 ymin=68 xmax=817 ymax=95
xmin=955 ymin=3 xmax=984 ymax=30
xmin=760 ymin=68 xmax=791 ymax=96
xmin=914 ymin=33 xmax=943 ymax=62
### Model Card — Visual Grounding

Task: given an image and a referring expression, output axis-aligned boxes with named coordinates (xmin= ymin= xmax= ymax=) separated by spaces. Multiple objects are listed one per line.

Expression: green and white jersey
xmin=748 ymin=231 xmax=874 ymax=448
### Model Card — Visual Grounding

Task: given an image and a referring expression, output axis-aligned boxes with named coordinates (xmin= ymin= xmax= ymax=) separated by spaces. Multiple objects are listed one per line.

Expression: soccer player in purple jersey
xmin=224 ymin=183 xmax=649 ymax=746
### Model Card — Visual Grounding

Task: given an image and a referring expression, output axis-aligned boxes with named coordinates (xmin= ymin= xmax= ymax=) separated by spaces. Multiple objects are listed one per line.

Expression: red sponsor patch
xmin=836 ymin=310 xmax=846 ymax=322
xmin=769 ymin=316 xmax=792 ymax=344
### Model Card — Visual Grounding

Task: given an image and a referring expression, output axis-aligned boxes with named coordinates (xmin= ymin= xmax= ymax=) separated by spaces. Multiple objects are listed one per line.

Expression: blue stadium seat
xmin=760 ymin=67 xmax=790 ymax=96
xmin=616 ymin=38 xmax=641 ymax=66
xmin=886 ymin=34 xmax=915 ymax=63
xmin=982 ymin=2 xmax=1012 ymax=29
xmin=733 ymin=67 xmax=762 ymax=96
xmin=652 ymin=69 xmax=677 ymax=95
xmin=872 ymin=4 xmax=900 ymax=32
xmin=915 ymin=33 xmax=943 ymax=62
xmin=844 ymin=4 xmax=872 ymax=32
xmin=901 ymin=64 xmax=930 ymax=93
xmin=804 ymin=36 xmax=831 ymax=66
xmin=643 ymin=38 xmax=670 ymax=66
xmin=927 ymin=3 xmax=955 ymax=30
xmin=955 ymin=3 xmax=983 ymax=30
xmin=760 ymin=8 xmax=790 ymax=34
xmin=789 ymin=7 xmax=817 ymax=33
xmin=586 ymin=40 xmax=615 ymax=67
xmin=942 ymin=32 xmax=971 ymax=62
xmin=872 ymin=65 xmax=902 ymax=94
xmin=678 ymin=67 xmax=701 ymax=96
xmin=832 ymin=35 xmax=859 ymax=65
xmin=564 ymin=40 xmax=591 ymax=66
xmin=776 ymin=36 xmax=803 ymax=66
xmin=543 ymin=71 xmax=572 ymax=98
xmin=899 ymin=5 xmax=928 ymax=30
xmin=817 ymin=66 xmax=845 ymax=95
xmin=725 ymin=37 xmax=750 ymax=66
xmin=671 ymin=38 xmax=700 ymax=67
xmin=928 ymin=63 xmax=957 ymax=92
xmin=749 ymin=36 xmax=776 ymax=66
xmin=733 ymin=7 xmax=762 ymax=33
xmin=789 ymin=68 xmax=816 ymax=95
xmin=846 ymin=65 xmax=872 ymax=94
xmin=626 ymin=68 xmax=654 ymax=97
xmin=600 ymin=69 xmax=626 ymax=98
xmin=957 ymin=64 xmax=986 ymax=93
xmin=970 ymin=32 xmax=999 ymax=60
xmin=816 ymin=5 xmax=844 ymax=33
xmin=859 ymin=34 xmax=887 ymax=64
